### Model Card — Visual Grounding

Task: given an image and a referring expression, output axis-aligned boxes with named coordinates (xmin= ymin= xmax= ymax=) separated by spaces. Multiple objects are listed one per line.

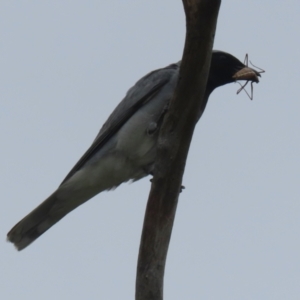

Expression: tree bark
xmin=135 ymin=1 xmax=221 ymax=299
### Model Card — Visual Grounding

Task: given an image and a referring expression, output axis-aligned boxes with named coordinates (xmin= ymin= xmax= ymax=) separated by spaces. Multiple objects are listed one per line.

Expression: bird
xmin=7 ymin=50 xmax=262 ymax=250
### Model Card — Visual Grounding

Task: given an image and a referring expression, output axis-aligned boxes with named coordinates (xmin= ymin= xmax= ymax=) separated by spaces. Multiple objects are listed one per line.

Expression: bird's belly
xmin=60 ymin=94 xmax=168 ymax=196
xmin=115 ymin=107 xmax=161 ymax=171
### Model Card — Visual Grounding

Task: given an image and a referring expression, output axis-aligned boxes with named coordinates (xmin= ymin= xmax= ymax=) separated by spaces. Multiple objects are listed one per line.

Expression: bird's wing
xmin=60 ymin=63 xmax=179 ymax=185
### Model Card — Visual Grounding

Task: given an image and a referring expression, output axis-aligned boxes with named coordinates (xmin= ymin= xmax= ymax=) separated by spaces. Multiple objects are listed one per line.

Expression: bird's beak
xmin=232 ymin=67 xmax=261 ymax=83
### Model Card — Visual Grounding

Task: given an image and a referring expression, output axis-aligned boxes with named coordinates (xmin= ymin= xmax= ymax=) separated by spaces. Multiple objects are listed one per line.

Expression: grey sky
xmin=1 ymin=1 xmax=299 ymax=299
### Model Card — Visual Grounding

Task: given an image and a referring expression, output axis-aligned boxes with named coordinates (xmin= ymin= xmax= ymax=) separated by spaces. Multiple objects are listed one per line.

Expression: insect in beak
xmin=232 ymin=54 xmax=265 ymax=100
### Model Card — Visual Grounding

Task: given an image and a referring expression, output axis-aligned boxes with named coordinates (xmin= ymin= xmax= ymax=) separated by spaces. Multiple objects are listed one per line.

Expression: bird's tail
xmin=7 ymin=192 xmax=73 ymax=251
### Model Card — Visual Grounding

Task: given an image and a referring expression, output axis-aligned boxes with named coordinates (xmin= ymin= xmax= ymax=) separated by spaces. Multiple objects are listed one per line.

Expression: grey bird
xmin=7 ymin=51 xmax=262 ymax=250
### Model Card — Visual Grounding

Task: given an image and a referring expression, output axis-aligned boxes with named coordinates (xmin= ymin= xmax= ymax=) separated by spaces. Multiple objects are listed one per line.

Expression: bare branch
xmin=136 ymin=1 xmax=221 ymax=300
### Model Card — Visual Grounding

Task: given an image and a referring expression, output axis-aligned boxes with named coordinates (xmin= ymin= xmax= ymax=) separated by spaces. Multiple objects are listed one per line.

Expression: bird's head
xmin=207 ymin=51 xmax=263 ymax=99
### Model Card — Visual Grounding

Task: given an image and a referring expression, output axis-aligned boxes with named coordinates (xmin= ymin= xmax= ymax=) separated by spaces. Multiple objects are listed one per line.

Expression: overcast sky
xmin=1 ymin=1 xmax=299 ymax=299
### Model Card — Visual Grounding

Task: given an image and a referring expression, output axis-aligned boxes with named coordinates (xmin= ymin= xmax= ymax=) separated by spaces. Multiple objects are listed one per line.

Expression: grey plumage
xmin=7 ymin=51 xmax=262 ymax=250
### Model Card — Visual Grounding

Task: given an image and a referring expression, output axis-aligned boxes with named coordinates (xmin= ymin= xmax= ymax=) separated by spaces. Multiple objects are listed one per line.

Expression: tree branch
xmin=136 ymin=1 xmax=221 ymax=299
